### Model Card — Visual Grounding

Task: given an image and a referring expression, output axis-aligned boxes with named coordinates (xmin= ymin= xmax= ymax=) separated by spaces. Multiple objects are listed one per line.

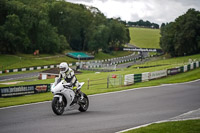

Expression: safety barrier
xmin=142 ymin=72 xmax=149 ymax=82
xmin=124 ymin=61 xmax=200 ymax=85
xmin=149 ymin=70 xmax=167 ymax=80
xmin=0 ymin=64 xmax=59 ymax=74
xmin=0 ymin=84 xmax=51 ymax=97
xmin=80 ymin=68 xmax=115 ymax=72
xmin=124 ymin=74 xmax=134 ymax=85
xmin=79 ymin=53 xmax=138 ymax=69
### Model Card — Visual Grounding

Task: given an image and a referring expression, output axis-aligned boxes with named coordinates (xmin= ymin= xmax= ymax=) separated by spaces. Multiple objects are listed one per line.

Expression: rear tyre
xmin=78 ymin=93 xmax=89 ymax=112
xmin=52 ymin=97 xmax=65 ymax=115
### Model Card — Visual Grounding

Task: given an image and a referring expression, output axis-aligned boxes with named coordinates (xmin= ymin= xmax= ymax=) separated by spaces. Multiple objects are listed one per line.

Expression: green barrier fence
xmin=134 ymin=74 xmax=142 ymax=83
xmin=124 ymin=61 xmax=200 ymax=86
xmin=187 ymin=64 xmax=191 ymax=71
xmin=194 ymin=62 xmax=196 ymax=69
xmin=180 ymin=66 xmax=184 ymax=73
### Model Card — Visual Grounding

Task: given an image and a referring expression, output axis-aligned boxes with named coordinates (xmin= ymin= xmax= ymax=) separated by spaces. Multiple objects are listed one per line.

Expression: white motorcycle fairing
xmin=51 ymin=80 xmax=77 ymax=109
xmin=51 ymin=77 xmax=88 ymax=115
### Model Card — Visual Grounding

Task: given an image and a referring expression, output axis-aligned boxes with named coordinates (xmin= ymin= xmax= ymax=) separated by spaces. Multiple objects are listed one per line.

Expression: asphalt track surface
xmin=0 ymin=72 xmax=39 ymax=82
xmin=0 ymin=80 xmax=200 ymax=133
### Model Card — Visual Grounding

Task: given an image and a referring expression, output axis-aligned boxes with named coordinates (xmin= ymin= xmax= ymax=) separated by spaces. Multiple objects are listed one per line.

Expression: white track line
xmin=1 ymin=79 xmax=200 ymax=110
xmin=0 ymin=101 xmax=51 ymax=110
xmin=116 ymin=108 xmax=200 ymax=133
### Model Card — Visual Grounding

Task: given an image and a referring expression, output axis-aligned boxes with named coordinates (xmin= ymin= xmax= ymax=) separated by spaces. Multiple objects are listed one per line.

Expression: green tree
xmin=108 ymin=19 xmax=130 ymax=48
xmin=0 ymin=0 xmax=7 ymax=25
xmin=88 ymin=25 xmax=110 ymax=54
xmin=1 ymin=14 xmax=28 ymax=53
xmin=0 ymin=0 xmax=130 ymax=54
xmin=160 ymin=8 xmax=200 ymax=57
xmin=174 ymin=9 xmax=200 ymax=56
xmin=160 ymin=22 xmax=176 ymax=56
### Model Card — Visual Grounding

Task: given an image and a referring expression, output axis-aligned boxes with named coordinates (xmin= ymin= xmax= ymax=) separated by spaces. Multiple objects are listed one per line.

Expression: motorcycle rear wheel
xmin=78 ymin=93 xmax=89 ymax=112
xmin=52 ymin=97 xmax=65 ymax=115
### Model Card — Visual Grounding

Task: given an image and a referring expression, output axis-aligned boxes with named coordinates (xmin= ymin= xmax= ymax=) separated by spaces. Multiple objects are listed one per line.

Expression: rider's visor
xmin=60 ymin=68 xmax=66 ymax=71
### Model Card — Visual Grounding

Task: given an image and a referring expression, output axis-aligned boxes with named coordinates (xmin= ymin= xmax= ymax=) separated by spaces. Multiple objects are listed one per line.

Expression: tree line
xmin=160 ymin=9 xmax=200 ymax=57
xmin=0 ymin=0 xmax=130 ymax=54
xmin=126 ymin=20 xmax=159 ymax=29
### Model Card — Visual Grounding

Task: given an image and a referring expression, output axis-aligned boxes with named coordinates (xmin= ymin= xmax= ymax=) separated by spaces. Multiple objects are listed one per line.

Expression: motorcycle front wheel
xmin=52 ymin=97 xmax=65 ymax=115
xmin=78 ymin=93 xmax=89 ymax=112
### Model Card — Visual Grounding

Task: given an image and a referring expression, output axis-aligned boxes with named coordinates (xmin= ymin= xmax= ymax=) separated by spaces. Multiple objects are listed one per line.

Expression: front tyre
xmin=52 ymin=97 xmax=65 ymax=115
xmin=79 ymin=93 xmax=89 ymax=112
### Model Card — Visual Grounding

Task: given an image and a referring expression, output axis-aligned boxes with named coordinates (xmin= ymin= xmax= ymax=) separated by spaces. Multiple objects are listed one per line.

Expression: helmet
xmin=59 ymin=62 xmax=69 ymax=74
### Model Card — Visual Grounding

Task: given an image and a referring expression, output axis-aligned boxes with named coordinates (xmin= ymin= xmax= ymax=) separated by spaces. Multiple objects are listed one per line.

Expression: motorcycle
xmin=51 ymin=78 xmax=89 ymax=115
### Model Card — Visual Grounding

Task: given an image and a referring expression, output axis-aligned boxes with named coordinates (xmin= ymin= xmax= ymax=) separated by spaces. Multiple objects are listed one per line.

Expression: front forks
xmin=59 ymin=96 xmax=63 ymax=103
xmin=54 ymin=95 xmax=63 ymax=103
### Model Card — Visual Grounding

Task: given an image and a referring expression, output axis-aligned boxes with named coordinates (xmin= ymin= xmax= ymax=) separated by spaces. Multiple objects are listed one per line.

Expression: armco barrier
xmin=190 ymin=63 xmax=194 ymax=70
xmin=124 ymin=61 xmax=200 ymax=86
xmin=167 ymin=68 xmax=181 ymax=75
xmin=0 ymin=84 xmax=50 ymax=97
xmin=187 ymin=64 xmax=191 ymax=71
xmin=149 ymin=70 xmax=167 ymax=80
xmin=124 ymin=74 xmax=134 ymax=85
xmin=142 ymin=72 xmax=149 ymax=82
xmin=124 ymin=70 xmax=167 ymax=85
xmin=134 ymin=74 xmax=142 ymax=83
xmin=194 ymin=62 xmax=196 ymax=69
xmin=184 ymin=65 xmax=188 ymax=72
xmin=124 ymin=74 xmax=142 ymax=85
xmin=197 ymin=61 xmax=199 ymax=68
xmin=0 ymin=64 xmax=59 ymax=74
xmin=179 ymin=66 xmax=184 ymax=73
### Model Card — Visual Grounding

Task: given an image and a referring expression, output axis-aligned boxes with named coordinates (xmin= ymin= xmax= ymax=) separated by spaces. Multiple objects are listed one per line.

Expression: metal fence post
xmin=107 ymin=76 xmax=109 ymax=88
xmin=87 ymin=78 xmax=89 ymax=89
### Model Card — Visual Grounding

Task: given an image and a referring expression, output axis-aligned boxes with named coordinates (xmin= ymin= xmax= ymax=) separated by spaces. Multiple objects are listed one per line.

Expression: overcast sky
xmin=66 ymin=0 xmax=200 ymax=25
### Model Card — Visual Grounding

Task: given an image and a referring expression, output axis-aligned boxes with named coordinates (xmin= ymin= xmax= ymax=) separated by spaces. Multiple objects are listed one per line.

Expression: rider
xmin=58 ymin=62 xmax=80 ymax=92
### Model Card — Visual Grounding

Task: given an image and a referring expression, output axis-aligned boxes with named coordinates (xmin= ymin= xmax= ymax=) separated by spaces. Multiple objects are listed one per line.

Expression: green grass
xmin=0 ymin=92 xmax=53 ymax=108
xmin=0 ymin=54 xmax=76 ymax=70
xmin=125 ymin=119 xmax=200 ymax=133
xmin=0 ymin=51 xmax=132 ymax=71
xmin=0 ymin=66 xmax=200 ymax=108
xmin=128 ymin=54 xmax=200 ymax=72
xmin=129 ymin=27 xmax=160 ymax=49
xmin=94 ymin=51 xmax=132 ymax=60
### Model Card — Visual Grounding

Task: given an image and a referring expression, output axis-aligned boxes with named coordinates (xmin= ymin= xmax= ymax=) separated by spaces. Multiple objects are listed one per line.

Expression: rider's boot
xmin=76 ymin=89 xmax=84 ymax=100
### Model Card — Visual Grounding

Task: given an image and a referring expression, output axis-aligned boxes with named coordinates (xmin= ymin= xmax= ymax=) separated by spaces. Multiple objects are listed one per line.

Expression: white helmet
xmin=59 ymin=62 xmax=69 ymax=74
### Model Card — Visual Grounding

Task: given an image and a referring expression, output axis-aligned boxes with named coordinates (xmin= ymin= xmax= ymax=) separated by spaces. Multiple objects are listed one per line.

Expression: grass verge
xmin=124 ymin=119 xmax=200 ymax=133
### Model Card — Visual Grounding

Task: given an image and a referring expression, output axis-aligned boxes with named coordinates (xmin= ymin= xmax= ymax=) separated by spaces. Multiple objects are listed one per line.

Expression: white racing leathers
xmin=59 ymin=68 xmax=79 ymax=88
